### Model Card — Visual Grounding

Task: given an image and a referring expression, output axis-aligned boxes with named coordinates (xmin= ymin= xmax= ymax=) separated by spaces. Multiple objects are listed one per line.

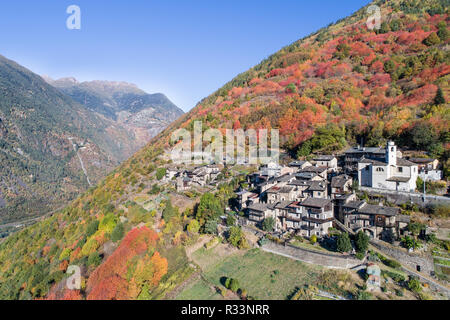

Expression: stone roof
xmin=345 ymin=147 xmax=385 ymax=154
xmin=359 ymin=157 xmax=386 ymax=166
xmin=343 ymin=200 xmax=366 ymax=210
xmin=295 ymin=172 xmax=317 ymax=180
xmin=408 ymin=158 xmax=436 ymax=164
xmin=396 ymin=158 xmax=417 ymax=167
xmin=301 ymin=197 xmax=332 ymax=208
xmin=306 ymin=181 xmax=327 ymax=191
xmin=274 ymin=201 xmax=294 ymax=209
xmin=314 ymin=155 xmax=336 ymax=161
xmin=358 ymin=204 xmax=399 ymax=217
xmin=235 ymin=189 xmax=250 ymax=196
xmin=276 ymin=174 xmax=295 ymax=182
xmin=331 ymin=175 xmax=352 ymax=188
xmin=289 ymin=160 xmax=309 ymax=167
xmin=386 ymin=176 xmax=411 ymax=183
xmin=247 ymin=203 xmax=269 ymax=212
xmin=300 ymin=166 xmax=328 ymax=174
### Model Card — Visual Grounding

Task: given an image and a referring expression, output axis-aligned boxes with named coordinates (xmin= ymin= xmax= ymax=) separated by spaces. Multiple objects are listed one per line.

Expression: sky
xmin=0 ymin=0 xmax=371 ymax=112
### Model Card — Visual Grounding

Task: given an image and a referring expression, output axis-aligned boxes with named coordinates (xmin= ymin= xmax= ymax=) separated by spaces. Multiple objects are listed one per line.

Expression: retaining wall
xmin=261 ymin=242 xmax=362 ymax=269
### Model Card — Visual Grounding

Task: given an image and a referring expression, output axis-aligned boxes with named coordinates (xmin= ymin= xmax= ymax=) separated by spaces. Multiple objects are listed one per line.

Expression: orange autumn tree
xmin=86 ymin=226 xmax=167 ymax=300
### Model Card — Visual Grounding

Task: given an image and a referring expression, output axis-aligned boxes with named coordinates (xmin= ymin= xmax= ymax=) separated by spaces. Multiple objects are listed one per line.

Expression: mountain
xmin=157 ymin=0 xmax=449 ymax=163
xmin=0 ymin=0 xmax=448 ymax=300
xmin=44 ymin=77 xmax=184 ymax=146
xmin=0 ymin=56 xmax=181 ymax=225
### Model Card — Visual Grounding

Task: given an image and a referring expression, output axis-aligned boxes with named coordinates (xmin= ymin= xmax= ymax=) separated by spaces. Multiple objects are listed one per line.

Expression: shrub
xmin=229 ymin=278 xmax=240 ymax=293
xmin=99 ymin=213 xmax=118 ymax=234
xmin=310 ymin=234 xmax=317 ymax=244
xmin=86 ymin=220 xmax=99 ymax=237
xmin=357 ymin=291 xmax=372 ymax=300
xmin=187 ymin=219 xmax=200 ymax=234
xmin=226 ymin=215 xmax=236 ymax=227
xmin=355 ymin=251 xmax=365 ymax=260
xmin=337 ymin=232 xmax=352 ymax=253
xmin=111 ymin=223 xmax=124 ymax=242
xmin=262 ymin=217 xmax=275 ymax=232
xmin=408 ymin=278 xmax=422 ymax=293
xmin=87 ymin=252 xmax=102 ymax=267
xmin=204 ymin=219 xmax=218 ymax=235
xmin=355 ymin=231 xmax=369 ymax=253
xmin=59 ymin=248 xmax=72 ymax=261
xmin=227 ymin=226 xmax=248 ymax=249
xmin=258 ymin=236 xmax=269 ymax=246
xmin=224 ymin=278 xmax=231 ymax=289
xmin=423 ymin=32 xmax=440 ymax=46
xmin=156 ymin=168 xmax=167 ymax=180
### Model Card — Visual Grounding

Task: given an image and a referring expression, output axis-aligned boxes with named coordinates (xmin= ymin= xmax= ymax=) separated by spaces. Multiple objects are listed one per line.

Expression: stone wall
xmin=359 ymin=187 xmax=450 ymax=207
xmin=369 ymin=240 xmax=435 ymax=276
xmin=261 ymin=242 xmax=362 ymax=269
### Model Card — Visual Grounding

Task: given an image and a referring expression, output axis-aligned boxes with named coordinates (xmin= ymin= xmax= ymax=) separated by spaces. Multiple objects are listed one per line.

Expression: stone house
xmin=247 ymin=203 xmax=276 ymax=226
xmin=236 ymin=189 xmax=259 ymax=210
xmin=282 ymin=198 xmax=334 ymax=238
xmin=288 ymin=160 xmax=312 ymax=170
xmin=342 ymin=200 xmax=405 ymax=240
xmin=299 ymin=166 xmax=328 ymax=179
xmin=331 ymin=174 xmax=353 ymax=199
xmin=408 ymin=158 xmax=442 ymax=182
xmin=313 ymin=155 xmax=338 ymax=172
xmin=267 ymin=185 xmax=297 ymax=204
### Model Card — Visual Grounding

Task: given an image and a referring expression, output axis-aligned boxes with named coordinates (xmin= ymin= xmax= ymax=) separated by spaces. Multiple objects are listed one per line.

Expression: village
xmin=164 ymin=141 xmax=446 ymax=243
xmin=158 ymin=141 xmax=449 ymax=298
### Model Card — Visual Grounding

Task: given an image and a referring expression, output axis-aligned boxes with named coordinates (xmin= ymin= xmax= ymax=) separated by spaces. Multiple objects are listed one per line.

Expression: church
xmin=358 ymin=141 xmax=418 ymax=192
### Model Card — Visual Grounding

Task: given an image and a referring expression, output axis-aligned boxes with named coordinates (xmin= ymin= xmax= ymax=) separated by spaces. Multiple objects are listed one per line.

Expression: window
xmin=376 ymin=167 xmax=384 ymax=172
xmin=398 ymin=167 xmax=403 ymax=173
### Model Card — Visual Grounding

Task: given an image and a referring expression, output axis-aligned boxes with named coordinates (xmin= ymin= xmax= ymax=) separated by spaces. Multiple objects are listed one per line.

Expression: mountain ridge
xmin=0 ymin=55 xmax=182 ymax=225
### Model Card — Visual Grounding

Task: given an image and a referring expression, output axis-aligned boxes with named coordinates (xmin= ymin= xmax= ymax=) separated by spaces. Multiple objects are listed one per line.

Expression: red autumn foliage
xmin=86 ymin=226 xmax=163 ymax=300
xmin=398 ymin=84 xmax=438 ymax=107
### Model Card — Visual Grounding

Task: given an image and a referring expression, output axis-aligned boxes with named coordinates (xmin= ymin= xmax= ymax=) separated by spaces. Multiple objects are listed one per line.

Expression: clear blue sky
xmin=0 ymin=0 xmax=371 ymax=112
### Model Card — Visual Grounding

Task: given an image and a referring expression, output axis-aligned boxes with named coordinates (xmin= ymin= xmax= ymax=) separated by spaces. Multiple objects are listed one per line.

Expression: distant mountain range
xmin=0 ymin=55 xmax=183 ymax=224
xmin=43 ymin=76 xmax=183 ymax=143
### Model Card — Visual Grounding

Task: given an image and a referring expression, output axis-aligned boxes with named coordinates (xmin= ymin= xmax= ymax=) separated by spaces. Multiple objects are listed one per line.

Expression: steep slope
xmin=0 ymin=55 xmax=144 ymax=224
xmin=44 ymin=77 xmax=184 ymax=146
xmin=0 ymin=0 xmax=448 ymax=300
xmin=155 ymin=0 xmax=449 ymax=165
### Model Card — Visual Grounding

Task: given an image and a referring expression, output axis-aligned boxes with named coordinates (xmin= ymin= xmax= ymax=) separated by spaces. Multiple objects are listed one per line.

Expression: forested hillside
xmin=157 ymin=0 xmax=449 ymax=173
xmin=0 ymin=0 xmax=448 ymax=300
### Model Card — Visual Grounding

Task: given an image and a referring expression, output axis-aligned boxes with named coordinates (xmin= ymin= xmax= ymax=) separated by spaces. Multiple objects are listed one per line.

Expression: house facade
xmin=341 ymin=200 xmax=408 ymax=240
xmin=282 ymin=198 xmax=334 ymax=237
xmin=313 ymin=155 xmax=338 ymax=172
